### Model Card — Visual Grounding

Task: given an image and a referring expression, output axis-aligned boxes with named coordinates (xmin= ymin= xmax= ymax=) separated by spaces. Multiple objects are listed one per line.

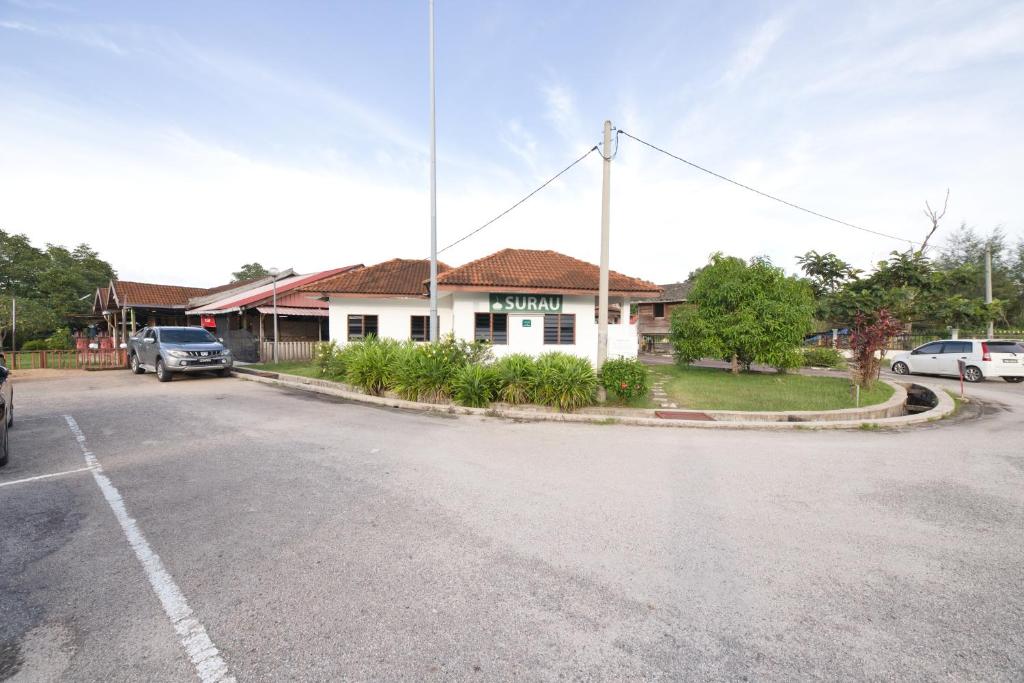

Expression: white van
xmin=890 ymin=339 xmax=1024 ymax=383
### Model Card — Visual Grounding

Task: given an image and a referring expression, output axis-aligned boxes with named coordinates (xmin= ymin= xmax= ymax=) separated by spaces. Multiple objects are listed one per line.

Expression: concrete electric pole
xmin=985 ymin=245 xmax=994 ymax=339
xmin=597 ymin=120 xmax=612 ymax=391
xmin=428 ymin=0 xmax=439 ymax=341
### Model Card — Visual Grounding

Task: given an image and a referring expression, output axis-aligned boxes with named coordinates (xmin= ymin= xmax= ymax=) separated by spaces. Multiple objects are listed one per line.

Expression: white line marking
xmin=63 ymin=415 xmax=235 ymax=683
xmin=0 ymin=465 xmax=97 ymax=488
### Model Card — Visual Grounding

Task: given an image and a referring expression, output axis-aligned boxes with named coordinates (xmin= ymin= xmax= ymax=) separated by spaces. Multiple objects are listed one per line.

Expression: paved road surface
xmin=1 ymin=369 xmax=1022 ymax=681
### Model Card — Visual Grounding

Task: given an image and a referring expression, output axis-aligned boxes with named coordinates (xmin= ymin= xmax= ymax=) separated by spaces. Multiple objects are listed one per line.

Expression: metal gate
xmin=219 ymin=329 xmax=260 ymax=363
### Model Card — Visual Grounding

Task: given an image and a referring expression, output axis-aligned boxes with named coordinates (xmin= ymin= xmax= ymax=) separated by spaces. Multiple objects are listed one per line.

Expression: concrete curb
xmin=232 ymin=368 xmax=956 ymax=431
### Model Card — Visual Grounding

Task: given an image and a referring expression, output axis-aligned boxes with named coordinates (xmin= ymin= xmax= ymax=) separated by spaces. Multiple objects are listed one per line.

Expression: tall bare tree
xmin=919 ymin=189 xmax=949 ymax=253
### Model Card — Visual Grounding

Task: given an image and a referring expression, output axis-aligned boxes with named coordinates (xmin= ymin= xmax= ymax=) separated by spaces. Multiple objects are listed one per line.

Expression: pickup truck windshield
xmin=161 ymin=329 xmax=217 ymax=344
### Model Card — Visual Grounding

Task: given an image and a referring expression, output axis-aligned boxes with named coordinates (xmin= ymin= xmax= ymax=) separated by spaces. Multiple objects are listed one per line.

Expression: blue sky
xmin=1 ymin=0 xmax=1022 ymax=286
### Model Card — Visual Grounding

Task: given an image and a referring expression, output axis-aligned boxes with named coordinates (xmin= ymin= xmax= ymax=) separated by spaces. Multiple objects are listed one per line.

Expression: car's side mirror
xmin=0 ymin=366 xmax=8 ymax=382
xmin=218 ymin=338 xmax=224 ymax=343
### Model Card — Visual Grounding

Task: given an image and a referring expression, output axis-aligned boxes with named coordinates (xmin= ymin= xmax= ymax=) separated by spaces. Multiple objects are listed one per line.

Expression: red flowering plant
xmin=848 ymin=308 xmax=903 ymax=390
xmin=600 ymin=358 xmax=651 ymax=402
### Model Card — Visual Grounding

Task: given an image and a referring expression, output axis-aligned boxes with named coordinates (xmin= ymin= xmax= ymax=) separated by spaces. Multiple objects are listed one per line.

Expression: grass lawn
xmin=652 ymin=364 xmax=894 ymax=411
xmin=246 ymin=361 xmax=323 ymax=379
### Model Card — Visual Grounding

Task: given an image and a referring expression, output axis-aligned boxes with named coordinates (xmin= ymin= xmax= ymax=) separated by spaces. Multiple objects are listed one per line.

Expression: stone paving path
xmin=650 ymin=376 xmax=677 ymax=409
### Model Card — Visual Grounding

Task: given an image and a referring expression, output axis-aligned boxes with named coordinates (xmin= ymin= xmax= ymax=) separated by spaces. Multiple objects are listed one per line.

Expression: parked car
xmin=127 ymin=326 xmax=233 ymax=382
xmin=0 ymin=353 xmax=13 ymax=467
xmin=890 ymin=339 xmax=1024 ymax=383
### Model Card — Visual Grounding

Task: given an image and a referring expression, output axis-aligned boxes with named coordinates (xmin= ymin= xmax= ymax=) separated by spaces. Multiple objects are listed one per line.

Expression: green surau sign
xmin=489 ymin=293 xmax=562 ymax=313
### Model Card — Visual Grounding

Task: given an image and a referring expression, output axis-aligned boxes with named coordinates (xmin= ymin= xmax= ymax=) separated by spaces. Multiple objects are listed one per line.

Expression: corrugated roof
xmin=435 ymin=249 xmax=661 ymax=294
xmin=647 ymin=281 xmax=692 ymax=303
xmin=301 ymin=259 xmax=451 ymax=296
xmin=187 ymin=266 xmax=361 ymax=314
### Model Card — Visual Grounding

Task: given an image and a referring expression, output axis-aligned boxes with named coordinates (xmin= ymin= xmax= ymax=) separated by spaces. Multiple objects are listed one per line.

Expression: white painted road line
xmin=63 ymin=415 xmax=235 ymax=683
xmin=0 ymin=465 xmax=97 ymax=488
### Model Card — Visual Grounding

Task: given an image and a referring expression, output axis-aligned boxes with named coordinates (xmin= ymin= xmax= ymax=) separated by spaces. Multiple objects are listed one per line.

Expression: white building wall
xmin=327 ymin=297 xmax=453 ymax=346
xmin=328 ymin=292 xmax=638 ymax=365
xmin=452 ymin=292 xmax=637 ymax=365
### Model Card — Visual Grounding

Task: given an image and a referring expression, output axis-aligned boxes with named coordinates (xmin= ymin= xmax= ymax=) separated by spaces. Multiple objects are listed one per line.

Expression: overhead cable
xmin=618 ymin=129 xmax=920 ymax=247
xmin=438 ymin=145 xmax=598 ymax=254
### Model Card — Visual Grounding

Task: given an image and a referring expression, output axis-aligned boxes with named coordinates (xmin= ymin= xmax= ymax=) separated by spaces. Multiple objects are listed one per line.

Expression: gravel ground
xmin=1 ymin=369 xmax=1022 ymax=681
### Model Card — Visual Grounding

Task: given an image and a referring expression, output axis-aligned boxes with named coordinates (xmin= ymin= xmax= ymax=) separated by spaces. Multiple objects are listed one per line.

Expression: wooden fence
xmin=260 ymin=341 xmax=318 ymax=362
xmin=4 ymin=349 xmax=127 ymax=370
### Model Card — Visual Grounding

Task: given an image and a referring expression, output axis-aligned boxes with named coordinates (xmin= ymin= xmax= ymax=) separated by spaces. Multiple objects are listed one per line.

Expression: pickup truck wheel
xmin=156 ymin=358 xmax=173 ymax=382
xmin=218 ymin=368 xmax=232 ymax=377
xmin=130 ymin=353 xmax=144 ymax=374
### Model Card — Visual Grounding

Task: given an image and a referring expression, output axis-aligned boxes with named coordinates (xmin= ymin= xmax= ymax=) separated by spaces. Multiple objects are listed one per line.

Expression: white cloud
xmin=0 ymin=18 xmax=125 ymax=55
xmin=721 ymin=16 xmax=787 ymax=85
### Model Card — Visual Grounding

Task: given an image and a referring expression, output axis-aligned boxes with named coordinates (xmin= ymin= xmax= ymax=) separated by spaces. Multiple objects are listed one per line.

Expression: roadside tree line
xmin=669 ymin=223 xmax=1023 ymax=389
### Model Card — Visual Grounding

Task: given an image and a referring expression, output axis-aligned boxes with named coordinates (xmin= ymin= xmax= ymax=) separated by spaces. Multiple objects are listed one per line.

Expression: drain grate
xmin=654 ymin=410 xmax=715 ymax=421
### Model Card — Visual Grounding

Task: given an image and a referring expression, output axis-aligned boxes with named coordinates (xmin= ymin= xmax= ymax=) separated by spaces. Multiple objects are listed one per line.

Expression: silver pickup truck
xmin=127 ymin=326 xmax=233 ymax=382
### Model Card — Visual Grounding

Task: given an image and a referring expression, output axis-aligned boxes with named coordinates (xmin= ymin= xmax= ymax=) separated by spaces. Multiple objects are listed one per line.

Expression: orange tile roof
xmin=111 ymin=280 xmax=210 ymax=308
xmin=436 ymin=249 xmax=661 ymax=294
xmin=301 ymin=259 xmax=450 ymax=296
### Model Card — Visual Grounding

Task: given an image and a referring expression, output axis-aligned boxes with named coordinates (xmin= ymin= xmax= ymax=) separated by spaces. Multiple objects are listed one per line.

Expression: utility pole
xmin=427 ymin=0 xmax=439 ymax=341
xmin=985 ymin=245 xmax=994 ymax=339
xmin=597 ymin=120 xmax=612 ymax=394
xmin=269 ymin=268 xmax=280 ymax=363
xmin=10 ymin=297 xmax=15 ymax=355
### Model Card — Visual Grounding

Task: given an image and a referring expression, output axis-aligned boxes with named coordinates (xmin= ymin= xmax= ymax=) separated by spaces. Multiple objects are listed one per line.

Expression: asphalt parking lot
xmin=2 ymin=369 xmax=1023 ymax=681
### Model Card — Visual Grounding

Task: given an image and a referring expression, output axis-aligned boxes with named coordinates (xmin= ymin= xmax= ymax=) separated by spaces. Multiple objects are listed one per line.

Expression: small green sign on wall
xmin=489 ymin=293 xmax=562 ymax=313
xmin=522 ymin=319 xmax=532 ymax=328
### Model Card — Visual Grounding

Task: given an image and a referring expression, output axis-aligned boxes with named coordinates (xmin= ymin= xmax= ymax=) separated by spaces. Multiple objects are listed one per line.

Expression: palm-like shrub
xmin=600 ymin=357 xmax=650 ymax=402
xmin=452 ymin=364 xmax=499 ymax=408
xmin=345 ymin=337 xmax=403 ymax=396
xmin=533 ymin=352 xmax=597 ymax=412
xmin=493 ymin=354 xmax=537 ymax=405
xmin=393 ymin=342 xmax=460 ymax=402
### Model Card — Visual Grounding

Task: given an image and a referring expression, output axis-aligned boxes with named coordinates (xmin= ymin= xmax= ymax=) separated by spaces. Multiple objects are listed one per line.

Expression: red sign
xmin=200 ymin=315 xmax=217 ymax=329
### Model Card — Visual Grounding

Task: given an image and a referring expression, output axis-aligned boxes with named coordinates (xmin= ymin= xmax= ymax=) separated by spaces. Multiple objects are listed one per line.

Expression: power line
xmin=438 ymin=145 xmax=598 ymax=254
xmin=618 ymin=129 xmax=920 ymax=248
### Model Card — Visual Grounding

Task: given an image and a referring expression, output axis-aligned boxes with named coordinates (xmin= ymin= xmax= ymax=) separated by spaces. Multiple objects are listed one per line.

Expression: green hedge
xmin=312 ymin=339 xmax=603 ymax=412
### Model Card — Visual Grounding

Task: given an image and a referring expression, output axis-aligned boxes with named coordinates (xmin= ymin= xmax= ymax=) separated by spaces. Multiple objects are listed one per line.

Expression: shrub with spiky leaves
xmin=493 ymin=353 xmax=537 ymax=405
xmin=452 ymin=364 xmax=499 ymax=408
xmin=345 ymin=337 xmax=403 ymax=396
xmin=533 ymin=352 xmax=597 ymax=412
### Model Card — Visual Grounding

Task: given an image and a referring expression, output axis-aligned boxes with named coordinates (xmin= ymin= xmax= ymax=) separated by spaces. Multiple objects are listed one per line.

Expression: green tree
xmin=670 ymin=254 xmax=815 ymax=373
xmin=232 ymin=263 xmax=269 ymax=281
xmin=0 ymin=230 xmax=116 ymax=348
xmin=796 ymin=250 xmax=861 ymax=297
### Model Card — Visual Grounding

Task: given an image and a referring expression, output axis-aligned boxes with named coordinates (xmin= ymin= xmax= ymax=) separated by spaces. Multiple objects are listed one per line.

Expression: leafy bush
xmin=452 ymin=364 xmax=499 ymax=407
xmin=801 ymin=346 xmax=844 ymax=368
xmin=600 ymin=358 xmax=650 ymax=402
xmin=46 ymin=327 xmax=75 ymax=349
xmin=313 ymin=341 xmax=338 ymax=376
xmin=345 ymin=337 xmax=403 ymax=396
xmin=533 ymin=352 xmax=597 ymax=412
xmin=21 ymin=339 xmax=50 ymax=351
xmin=20 ymin=327 xmax=74 ymax=351
xmin=493 ymin=354 xmax=537 ymax=405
